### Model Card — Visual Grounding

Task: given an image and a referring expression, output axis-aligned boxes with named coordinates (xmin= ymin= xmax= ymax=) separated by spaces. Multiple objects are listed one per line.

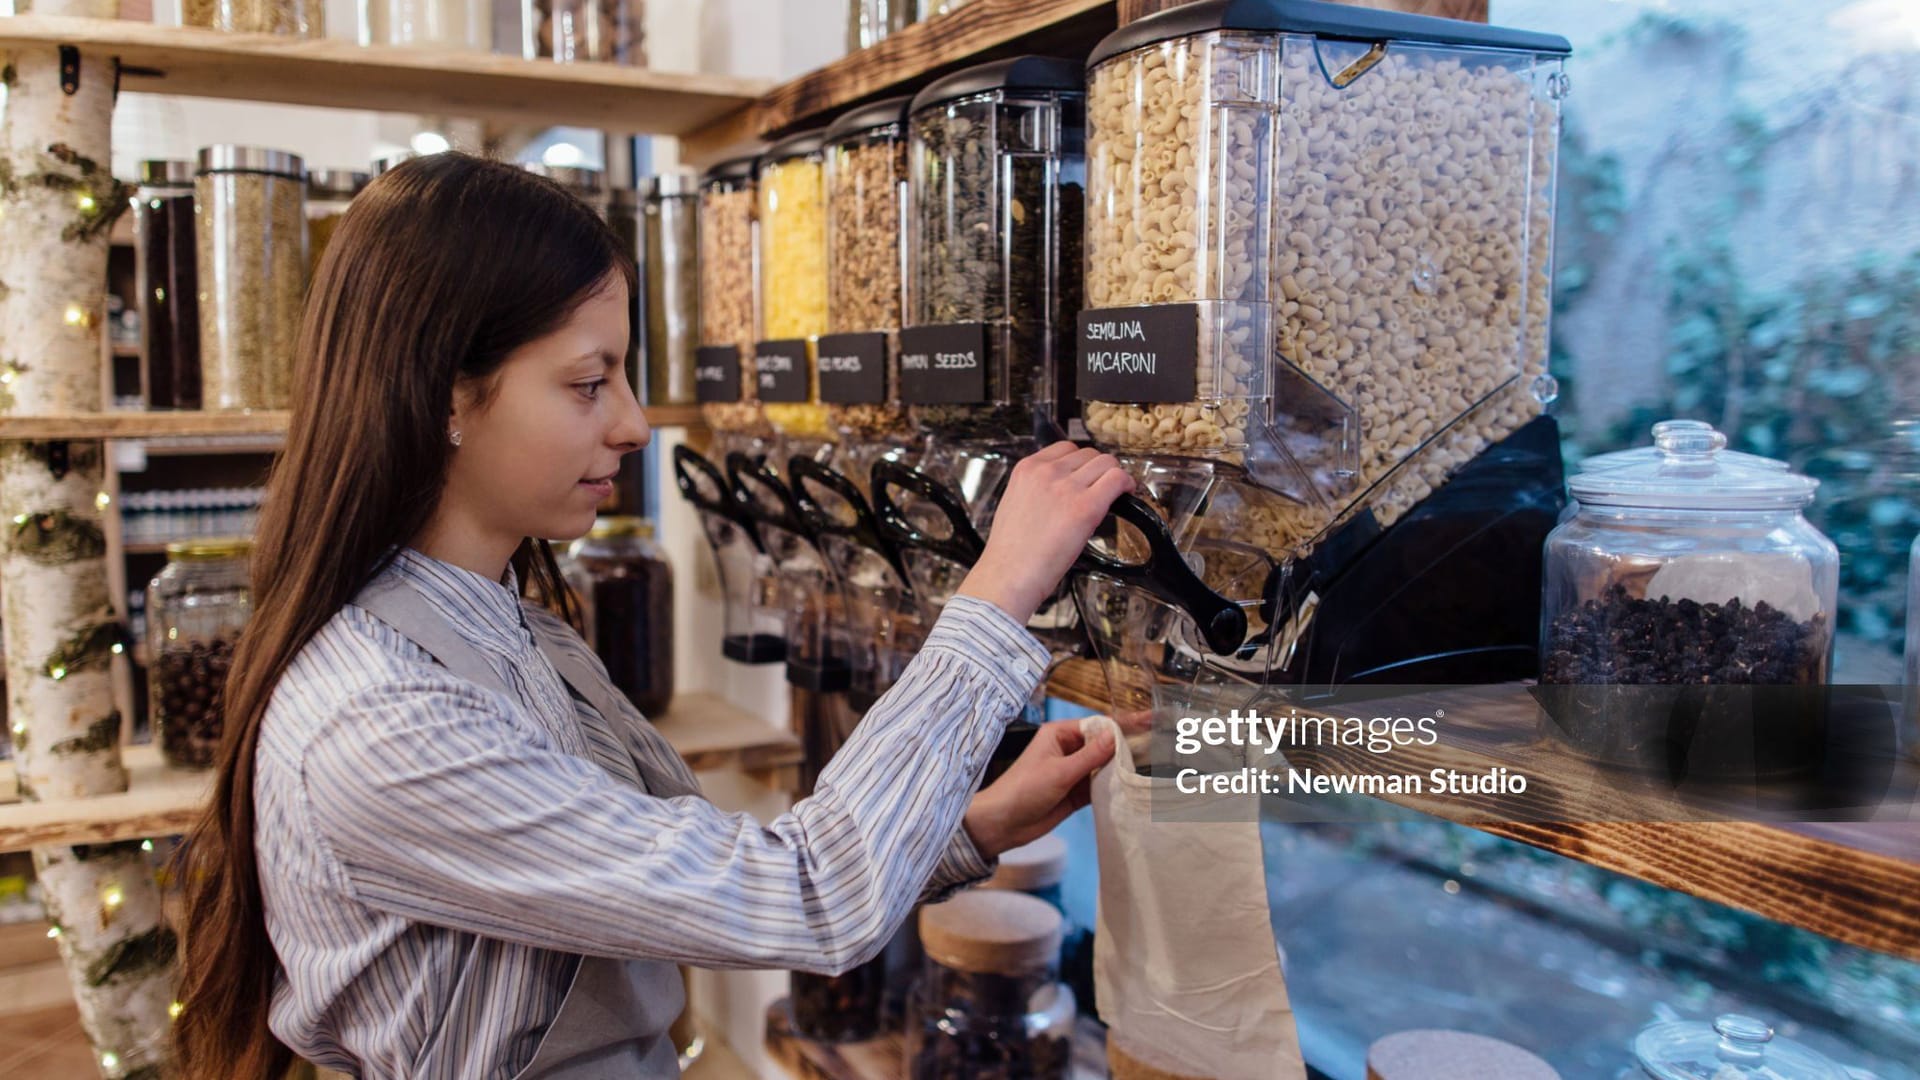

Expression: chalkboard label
xmin=899 ymin=323 xmax=989 ymax=405
xmin=694 ymin=345 xmax=741 ymax=403
xmin=1076 ymin=304 xmax=1200 ymax=403
xmin=754 ymin=339 xmax=811 ymax=403
xmin=817 ymin=332 xmax=890 ymax=404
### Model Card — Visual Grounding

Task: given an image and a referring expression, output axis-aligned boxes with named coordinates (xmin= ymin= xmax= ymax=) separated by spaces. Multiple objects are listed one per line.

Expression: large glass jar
xmin=522 ymin=0 xmax=643 ymax=64
xmin=147 ymin=539 xmax=252 ymax=770
xmin=698 ymin=157 xmax=770 ymax=442
xmin=907 ymin=890 xmax=1074 ymax=1080
xmin=523 ymin=163 xmax=608 ymax=216
xmin=848 ymin=0 xmax=914 ymax=52
xmin=134 ymin=160 xmax=202 ymax=411
xmin=196 ymin=145 xmax=306 ymax=411
xmin=362 ymin=0 xmax=491 ymax=50
xmin=824 ymin=95 xmax=917 ymax=487
xmin=1539 ymin=420 xmax=1839 ymax=778
xmin=757 ymin=129 xmax=835 ymax=451
xmin=307 ymin=168 xmax=367 ymax=283
xmin=644 ymin=171 xmax=701 ymax=406
xmin=607 ymin=186 xmax=645 ymax=398
xmin=182 ymin=0 xmax=323 ymax=36
xmin=565 ymin=517 xmax=675 ymax=717
xmin=906 ymin=56 xmax=1085 ymax=445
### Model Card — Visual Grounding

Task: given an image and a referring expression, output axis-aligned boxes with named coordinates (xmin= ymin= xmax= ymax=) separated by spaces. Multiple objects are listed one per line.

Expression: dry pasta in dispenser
xmin=755 ymin=129 xmax=837 ymax=452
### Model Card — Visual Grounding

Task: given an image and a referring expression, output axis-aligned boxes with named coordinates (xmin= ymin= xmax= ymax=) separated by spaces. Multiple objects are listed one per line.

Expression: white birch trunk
xmin=3 ymin=4 xmax=180 ymax=1076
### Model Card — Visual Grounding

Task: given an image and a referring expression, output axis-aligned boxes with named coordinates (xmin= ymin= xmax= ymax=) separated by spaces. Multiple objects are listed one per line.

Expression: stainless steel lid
xmin=522 ymin=163 xmax=606 ymax=193
xmin=197 ymin=145 xmax=305 ymax=178
xmin=308 ymin=168 xmax=370 ymax=198
xmin=647 ymin=169 xmax=701 ymax=198
xmin=138 ymin=159 xmax=196 ymax=186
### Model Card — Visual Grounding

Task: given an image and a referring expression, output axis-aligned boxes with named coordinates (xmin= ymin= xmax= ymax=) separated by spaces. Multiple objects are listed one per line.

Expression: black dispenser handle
xmin=672 ymin=444 xmax=766 ymax=554
xmin=788 ymin=456 xmax=911 ymax=585
xmin=870 ymin=458 xmax=988 ymax=568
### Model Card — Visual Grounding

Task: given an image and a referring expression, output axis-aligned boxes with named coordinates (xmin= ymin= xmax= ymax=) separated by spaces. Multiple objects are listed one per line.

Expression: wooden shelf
xmin=0 ymin=404 xmax=704 ymax=441
xmin=0 ymin=16 xmax=767 ymax=135
xmin=0 ymin=692 xmax=799 ymax=854
xmin=765 ymin=1000 xmax=1108 ymax=1080
xmin=744 ymin=0 xmax=1117 ymax=142
xmin=1045 ymin=659 xmax=1920 ymax=961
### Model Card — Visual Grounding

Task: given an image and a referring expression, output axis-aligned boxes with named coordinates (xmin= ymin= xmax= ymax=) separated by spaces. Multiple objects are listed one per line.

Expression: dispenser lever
xmin=672 ymin=444 xmax=767 ymax=554
xmin=870 ymin=459 xmax=987 ymax=567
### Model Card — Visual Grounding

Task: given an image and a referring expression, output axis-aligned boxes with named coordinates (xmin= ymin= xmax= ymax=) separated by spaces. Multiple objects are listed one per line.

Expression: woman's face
xmin=444 ymin=275 xmax=649 ymax=547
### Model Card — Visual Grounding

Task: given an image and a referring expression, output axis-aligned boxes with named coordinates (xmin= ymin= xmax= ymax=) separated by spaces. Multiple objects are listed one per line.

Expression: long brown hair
xmin=175 ymin=153 xmax=634 ymax=1078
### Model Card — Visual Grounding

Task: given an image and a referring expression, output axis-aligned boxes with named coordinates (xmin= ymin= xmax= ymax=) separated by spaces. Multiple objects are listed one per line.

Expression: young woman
xmin=174 ymin=153 xmax=1132 ymax=1079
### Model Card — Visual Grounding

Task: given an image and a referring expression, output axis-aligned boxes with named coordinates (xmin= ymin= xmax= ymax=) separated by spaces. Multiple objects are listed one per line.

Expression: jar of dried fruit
xmin=148 ymin=539 xmax=253 ymax=770
xmin=906 ymin=890 xmax=1074 ymax=1080
xmin=196 ymin=145 xmax=307 ymax=411
xmin=1539 ymin=420 xmax=1839 ymax=778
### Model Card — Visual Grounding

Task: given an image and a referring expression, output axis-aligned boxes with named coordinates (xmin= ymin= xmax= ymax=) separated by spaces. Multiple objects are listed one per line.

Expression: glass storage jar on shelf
xmin=148 ymin=539 xmax=253 ymax=770
xmin=756 ymin=129 xmax=836 ymax=459
xmin=606 ymin=184 xmax=645 ymax=398
xmin=362 ymin=0 xmax=491 ymax=50
xmin=307 ymin=168 xmax=368 ymax=283
xmin=907 ymin=890 xmax=1074 ymax=1080
xmin=564 ymin=516 xmax=674 ymax=717
xmin=181 ymin=0 xmax=323 ymax=36
xmin=523 ymin=163 xmax=608 ymax=216
xmin=644 ymin=170 xmax=701 ymax=406
xmin=523 ymin=0 xmax=643 ymax=64
xmin=196 ymin=145 xmax=307 ymax=411
xmin=134 ymin=159 xmax=202 ymax=411
xmin=1538 ymin=420 xmax=1839 ymax=779
xmin=698 ymin=156 xmax=771 ymax=448
xmin=848 ymin=0 xmax=914 ymax=52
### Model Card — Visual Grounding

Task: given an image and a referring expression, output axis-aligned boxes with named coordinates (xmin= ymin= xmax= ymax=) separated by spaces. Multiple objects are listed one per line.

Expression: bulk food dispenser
xmin=756 ymin=129 xmax=840 ymax=471
xmin=1071 ymin=0 xmax=1572 ymax=738
xmin=672 ymin=154 xmax=787 ymax=664
xmin=872 ymin=56 xmax=1091 ymax=686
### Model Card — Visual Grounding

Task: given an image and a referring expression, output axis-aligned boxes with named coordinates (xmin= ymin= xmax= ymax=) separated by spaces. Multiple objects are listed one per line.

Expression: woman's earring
xmin=449 ymin=430 xmax=463 ymax=447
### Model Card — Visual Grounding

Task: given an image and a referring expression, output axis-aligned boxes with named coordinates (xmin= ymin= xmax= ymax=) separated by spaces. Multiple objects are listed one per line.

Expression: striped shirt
xmin=254 ymin=547 xmax=1049 ymax=1078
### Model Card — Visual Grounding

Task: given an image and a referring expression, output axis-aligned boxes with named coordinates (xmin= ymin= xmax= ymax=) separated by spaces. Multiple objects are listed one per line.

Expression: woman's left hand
xmin=962 ymin=719 xmax=1117 ymax=859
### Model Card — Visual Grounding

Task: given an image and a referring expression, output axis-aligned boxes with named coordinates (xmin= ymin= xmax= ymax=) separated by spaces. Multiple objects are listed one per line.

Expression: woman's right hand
xmin=955 ymin=441 xmax=1134 ymax=624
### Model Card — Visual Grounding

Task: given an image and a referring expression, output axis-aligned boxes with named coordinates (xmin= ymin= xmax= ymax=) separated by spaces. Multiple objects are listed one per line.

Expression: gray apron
xmin=354 ymin=574 xmax=690 ymax=1079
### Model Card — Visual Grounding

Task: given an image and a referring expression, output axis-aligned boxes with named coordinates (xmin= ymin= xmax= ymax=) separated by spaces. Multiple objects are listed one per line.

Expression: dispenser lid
xmin=1634 ymin=1015 xmax=1849 ymax=1080
xmin=910 ymin=55 xmax=1084 ymax=114
xmin=648 ymin=169 xmax=701 ymax=197
xmin=702 ymin=155 xmax=759 ymax=186
xmin=758 ymin=127 xmax=829 ymax=167
xmin=1567 ymin=420 xmax=1817 ymax=512
xmin=919 ymin=890 xmax=1062 ymax=976
xmin=1086 ymin=0 xmax=1571 ymax=70
xmin=522 ymin=163 xmax=606 ymax=193
xmin=824 ymin=95 xmax=915 ymax=144
xmin=983 ymin=833 xmax=1068 ymax=892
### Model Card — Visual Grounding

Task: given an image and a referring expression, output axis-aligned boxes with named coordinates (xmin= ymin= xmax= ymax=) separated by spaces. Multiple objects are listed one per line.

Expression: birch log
xmin=3 ymin=3 xmax=180 ymax=1076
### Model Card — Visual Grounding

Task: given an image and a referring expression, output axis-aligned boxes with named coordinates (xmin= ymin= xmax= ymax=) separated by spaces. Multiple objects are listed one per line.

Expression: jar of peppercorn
xmin=147 ymin=538 xmax=252 ymax=769
xmin=906 ymin=890 xmax=1075 ymax=1080
xmin=1538 ymin=420 xmax=1839 ymax=779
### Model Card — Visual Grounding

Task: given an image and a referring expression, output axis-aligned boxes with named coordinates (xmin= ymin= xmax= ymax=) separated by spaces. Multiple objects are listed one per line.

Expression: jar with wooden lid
xmin=147 ymin=539 xmax=253 ymax=770
xmin=907 ymin=890 xmax=1074 ymax=1079
xmin=196 ymin=145 xmax=306 ymax=411
xmin=564 ymin=516 xmax=674 ymax=717
xmin=134 ymin=159 xmax=202 ymax=411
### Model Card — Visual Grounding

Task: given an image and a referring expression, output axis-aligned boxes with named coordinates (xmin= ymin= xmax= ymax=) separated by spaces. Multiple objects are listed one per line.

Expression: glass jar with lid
xmin=848 ymin=0 xmax=914 ymax=52
xmin=147 ymin=539 xmax=253 ymax=770
xmin=698 ymin=156 xmax=771 ymax=448
xmin=182 ymin=0 xmax=323 ymax=36
xmin=757 ymin=129 xmax=837 ymax=457
xmin=362 ymin=0 xmax=491 ymax=50
xmin=1539 ymin=420 xmax=1839 ymax=777
xmin=307 ymin=168 xmax=368 ymax=283
xmin=1633 ymin=1014 xmax=1851 ymax=1080
xmin=565 ymin=516 xmax=675 ymax=717
xmin=134 ymin=159 xmax=202 ymax=411
xmin=523 ymin=0 xmax=643 ymax=64
xmin=644 ymin=171 xmax=701 ymax=406
xmin=196 ymin=145 xmax=307 ymax=411
xmin=906 ymin=890 xmax=1074 ymax=1079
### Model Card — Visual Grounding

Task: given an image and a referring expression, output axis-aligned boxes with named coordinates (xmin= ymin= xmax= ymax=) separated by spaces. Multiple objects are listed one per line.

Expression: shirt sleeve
xmin=300 ymin=595 xmax=1048 ymax=975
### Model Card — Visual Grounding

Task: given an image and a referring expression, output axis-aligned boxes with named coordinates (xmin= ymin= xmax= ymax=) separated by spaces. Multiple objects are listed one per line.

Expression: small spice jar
xmin=1539 ymin=420 xmax=1840 ymax=778
xmin=147 ymin=539 xmax=252 ymax=770
xmin=907 ymin=890 xmax=1074 ymax=1080
xmin=196 ymin=145 xmax=307 ymax=411
xmin=565 ymin=517 xmax=675 ymax=717
xmin=643 ymin=171 xmax=701 ymax=406
xmin=181 ymin=0 xmax=324 ymax=37
xmin=134 ymin=159 xmax=202 ymax=411
xmin=306 ymin=168 xmax=367 ymax=283
xmin=522 ymin=0 xmax=644 ymax=64
xmin=1632 ymin=1014 xmax=1849 ymax=1080
xmin=362 ymin=0 xmax=491 ymax=50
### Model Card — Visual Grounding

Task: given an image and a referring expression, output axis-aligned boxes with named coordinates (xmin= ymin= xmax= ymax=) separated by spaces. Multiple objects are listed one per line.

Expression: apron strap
xmin=353 ymin=573 xmax=521 ymax=703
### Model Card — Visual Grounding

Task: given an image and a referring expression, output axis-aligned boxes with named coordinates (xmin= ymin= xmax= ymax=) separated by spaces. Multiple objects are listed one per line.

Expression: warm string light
xmin=95 ymin=491 xmax=111 ymax=510
xmin=101 ymin=886 xmax=124 ymax=912
xmin=100 ymin=1051 xmax=118 ymax=1070
xmin=168 ymin=1000 xmax=184 ymax=1020
xmin=46 ymin=925 xmax=61 ymax=939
